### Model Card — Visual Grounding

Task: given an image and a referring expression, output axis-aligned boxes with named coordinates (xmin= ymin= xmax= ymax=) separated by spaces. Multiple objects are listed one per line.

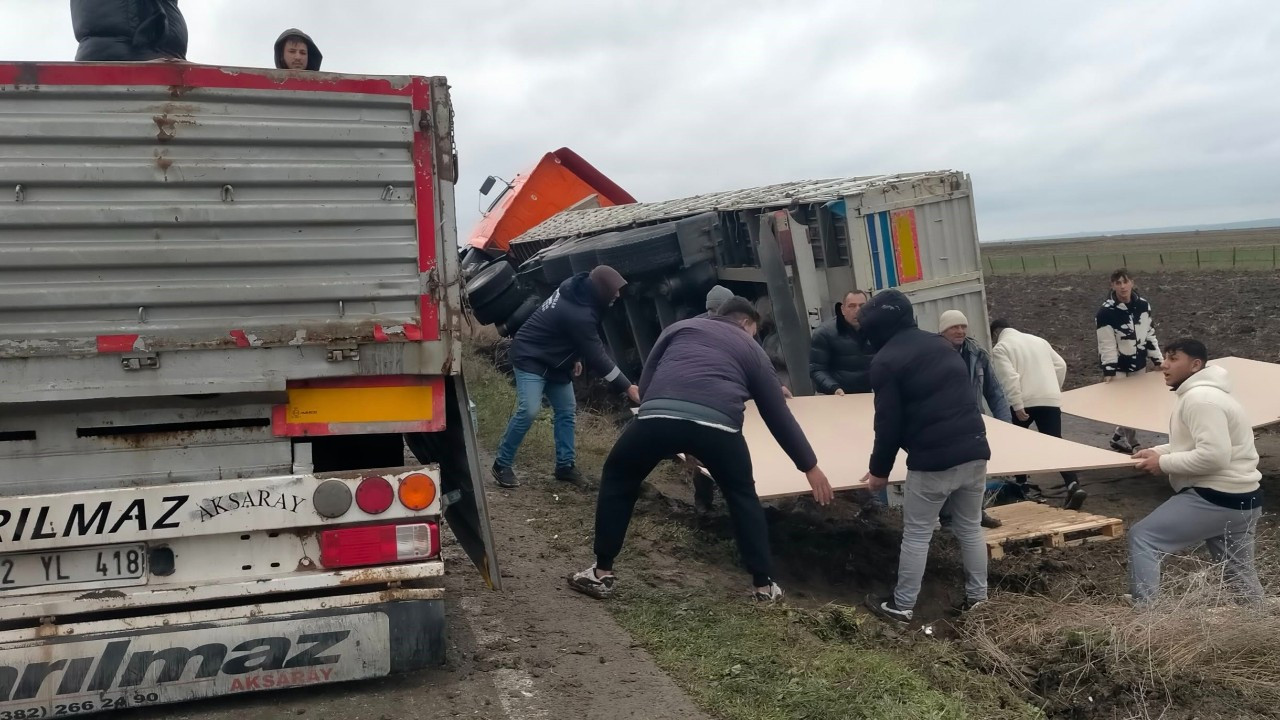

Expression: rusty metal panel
xmin=0 ymin=84 xmax=424 ymax=356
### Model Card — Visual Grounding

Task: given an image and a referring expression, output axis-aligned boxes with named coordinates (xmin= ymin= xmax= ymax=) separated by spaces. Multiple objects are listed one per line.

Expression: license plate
xmin=0 ymin=544 xmax=146 ymax=591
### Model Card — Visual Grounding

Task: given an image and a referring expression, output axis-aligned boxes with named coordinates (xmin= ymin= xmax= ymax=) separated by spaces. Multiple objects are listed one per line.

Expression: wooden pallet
xmin=983 ymin=502 xmax=1125 ymax=560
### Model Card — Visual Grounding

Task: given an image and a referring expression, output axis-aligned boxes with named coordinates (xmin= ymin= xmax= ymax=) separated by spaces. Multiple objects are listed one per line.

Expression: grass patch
xmin=612 ymin=588 xmax=1038 ymax=720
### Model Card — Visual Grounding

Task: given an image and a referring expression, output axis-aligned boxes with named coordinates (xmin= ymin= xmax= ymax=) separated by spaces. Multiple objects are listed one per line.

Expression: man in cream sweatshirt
xmin=1130 ymin=338 xmax=1263 ymax=605
xmin=990 ymin=319 xmax=1086 ymax=509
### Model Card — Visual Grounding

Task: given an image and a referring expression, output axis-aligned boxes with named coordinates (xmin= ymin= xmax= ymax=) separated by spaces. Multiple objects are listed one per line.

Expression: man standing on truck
xmin=494 ymin=265 xmax=640 ymax=488
xmin=568 ymin=297 xmax=834 ymax=603
xmin=1130 ymin=339 xmax=1263 ymax=606
xmin=275 ymin=28 xmax=323 ymax=71
xmin=859 ymin=290 xmax=992 ymax=622
xmin=990 ymin=319 xmax=1087 ymax=510
xmin=1097 ymin=268 xmax=1163 ymax=453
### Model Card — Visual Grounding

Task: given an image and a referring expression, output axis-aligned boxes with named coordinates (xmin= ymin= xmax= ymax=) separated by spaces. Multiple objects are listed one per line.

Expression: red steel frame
xmin=0 ymin=61 xmax=442 ymax=348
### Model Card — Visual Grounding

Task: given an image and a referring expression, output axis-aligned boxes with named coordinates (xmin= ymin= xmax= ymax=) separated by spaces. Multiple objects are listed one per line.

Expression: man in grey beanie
xmin=699 ymin=285 xmax=734 ymax=318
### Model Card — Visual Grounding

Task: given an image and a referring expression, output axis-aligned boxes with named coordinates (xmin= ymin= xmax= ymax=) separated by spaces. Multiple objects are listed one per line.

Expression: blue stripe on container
xmin=866 ymin=215 xmax=884 ymax=289
xmin=879 ymin=212 xmax=898 ymax=287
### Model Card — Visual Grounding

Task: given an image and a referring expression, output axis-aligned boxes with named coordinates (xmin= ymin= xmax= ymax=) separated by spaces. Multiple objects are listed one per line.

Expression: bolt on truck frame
xmin=0 ymin=61 xmax=499 ymax=716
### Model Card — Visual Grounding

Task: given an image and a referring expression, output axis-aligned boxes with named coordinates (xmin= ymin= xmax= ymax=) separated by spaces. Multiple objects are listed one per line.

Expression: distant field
xmin=979 ymin=227 xmax=1280 ymax=274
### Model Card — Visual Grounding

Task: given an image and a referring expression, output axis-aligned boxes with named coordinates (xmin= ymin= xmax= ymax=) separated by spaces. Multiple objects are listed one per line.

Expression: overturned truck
xmin=464 ymin=171 xmax=992 ymax=394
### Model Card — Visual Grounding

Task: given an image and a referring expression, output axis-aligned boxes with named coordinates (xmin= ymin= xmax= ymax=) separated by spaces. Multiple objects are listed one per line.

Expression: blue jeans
xmin=496 ymin=369 xmax=576 ymax=468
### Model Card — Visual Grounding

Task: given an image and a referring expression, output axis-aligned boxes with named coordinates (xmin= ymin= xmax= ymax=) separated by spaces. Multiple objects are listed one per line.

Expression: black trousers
xmin=1014 ymin=406 xmax=1079 ymax=487
xmin=594 ymin=418 xmax=773 ymax=586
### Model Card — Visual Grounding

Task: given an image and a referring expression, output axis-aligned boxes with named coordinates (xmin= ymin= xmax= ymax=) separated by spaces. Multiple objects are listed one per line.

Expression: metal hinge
xmin=427 ymin=267 xmax=445 ymax=304
xmin=121 ymin=352 xmax=159 ymax=371
xmin=326 ymin=343 xmax=359 ymax=362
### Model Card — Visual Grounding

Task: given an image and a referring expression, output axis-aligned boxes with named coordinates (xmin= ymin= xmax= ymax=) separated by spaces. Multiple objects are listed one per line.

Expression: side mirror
xmin=479 ymin=176 xmax=497 ymax=195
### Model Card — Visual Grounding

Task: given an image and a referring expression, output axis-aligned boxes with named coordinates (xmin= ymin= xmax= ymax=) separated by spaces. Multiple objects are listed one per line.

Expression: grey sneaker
xmin=568 ymin=566 xmax=616 ymax=599
xmin=492 ymin=463 xmax=519 ymax=489
xmin=958 ymin=597 xmax=987 ymax=613
xmin=1064 ymin=481 xmax=1088 ymax=511
xmin=867 ymin=594 xmax=913 ymax=623
xmin=753 ymin=582 xmax=784 ymax=603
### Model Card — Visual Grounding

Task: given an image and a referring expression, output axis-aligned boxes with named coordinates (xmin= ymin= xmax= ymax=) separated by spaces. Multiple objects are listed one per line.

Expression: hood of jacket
xmin=1176 ymin=364 xmax=1231 ymax=396
xmin=1104 ymin=288 xmax=1147 ymax=309
xmin=560 ymin=272 xmax=604 ymax=310
xmin=857 ymin=289 xmax=915 ymax=351
xmin=275 ymin=28 xmax=323 ymax=70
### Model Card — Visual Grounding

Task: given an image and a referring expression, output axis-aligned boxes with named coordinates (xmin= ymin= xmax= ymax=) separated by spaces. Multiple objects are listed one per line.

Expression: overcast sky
xmin=4 ymin=1 xmax=1278 ymax=241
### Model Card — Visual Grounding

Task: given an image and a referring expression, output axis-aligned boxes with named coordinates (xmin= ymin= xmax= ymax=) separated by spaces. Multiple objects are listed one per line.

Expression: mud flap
xmin=405 ymin=375 xmax=502 ymax=590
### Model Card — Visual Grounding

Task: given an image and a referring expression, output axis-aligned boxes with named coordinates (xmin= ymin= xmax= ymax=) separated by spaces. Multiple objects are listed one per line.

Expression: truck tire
xmin=596 ymin=225 xmax=682 ymax=275
xmin=497 ymin=295 xmax=542 ymax=337
xmin=471 ymin=282 xmax=526 ymax=326
xmin=465 ymin=260 xmax=516 ymax=308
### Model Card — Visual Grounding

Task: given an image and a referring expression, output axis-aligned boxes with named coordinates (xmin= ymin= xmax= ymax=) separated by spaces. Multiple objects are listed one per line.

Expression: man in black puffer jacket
xmin=72 ymin=0 xmax=187 ymax=62
xmin=809 ymin=290 xmax=874 ymax=395
xmin=274 ymin=29 xmax=324 ymax=71
xmin=857 ymin=290 xmax=991 ymax=625
xmin=496 ymin=266 xmax=639 ymax=488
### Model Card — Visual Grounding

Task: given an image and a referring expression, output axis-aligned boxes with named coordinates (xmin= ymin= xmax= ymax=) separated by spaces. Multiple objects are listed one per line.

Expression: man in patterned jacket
xmin=1096 ymin=268 xmax=1163 ymax=453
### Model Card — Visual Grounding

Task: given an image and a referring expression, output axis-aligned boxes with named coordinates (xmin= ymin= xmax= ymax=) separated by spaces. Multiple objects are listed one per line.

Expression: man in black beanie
xmin=497 ymin=265 xmax=639 ymax=488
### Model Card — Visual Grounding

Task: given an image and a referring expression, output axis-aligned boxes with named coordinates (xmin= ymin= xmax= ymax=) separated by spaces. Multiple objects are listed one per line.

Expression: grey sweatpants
xmin=895 ymin=459 xmax=989 ymax=610
xmin=1129 ymin=489 xmax=1263 ymax=604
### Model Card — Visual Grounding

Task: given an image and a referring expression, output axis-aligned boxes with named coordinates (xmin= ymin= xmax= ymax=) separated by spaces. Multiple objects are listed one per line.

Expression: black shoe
xmin=1064 ymin=482 xmax=1087 ymax=511
xmin=554 ymin=464 xmax=584 ymax=484
xmin=491 ymin=463 xmax=519 ymax=488
xmin=866 ymin=593 xmax=913 ymax=624
xmin=692 ymin=472 xmax=715 ymax=513
xmin=980 ymin=511 xmax=1003 ymax=529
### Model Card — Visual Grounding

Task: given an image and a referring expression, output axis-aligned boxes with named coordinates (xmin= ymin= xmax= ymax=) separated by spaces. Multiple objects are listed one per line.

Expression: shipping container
xmin=494 ymin=171 xmax=990 ymax=393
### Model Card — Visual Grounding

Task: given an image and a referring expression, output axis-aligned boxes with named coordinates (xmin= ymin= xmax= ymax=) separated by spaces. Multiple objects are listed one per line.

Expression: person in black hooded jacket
xmin=808 ymin=290 xmax=874 ymax=395
xmin=275 ymin=29 xmax=323 ymax=71
xmin=857 ymin=289 xmax=991 ymax=624
xmin=495 ymin=267 xmax=640 ymax=488
xmin=71 ymin=0 xmax=187 ymax=62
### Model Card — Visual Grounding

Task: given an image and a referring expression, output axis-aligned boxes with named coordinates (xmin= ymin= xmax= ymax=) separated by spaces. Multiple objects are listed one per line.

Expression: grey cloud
xmin=2 ymin=0 xmax=1277 ymax=240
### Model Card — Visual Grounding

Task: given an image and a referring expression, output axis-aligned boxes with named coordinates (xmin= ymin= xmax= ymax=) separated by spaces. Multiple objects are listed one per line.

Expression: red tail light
xmin=318 ymin=522 xmax=440 ymax=569
xmin=355 ymin=476 xmax=394 ymax=514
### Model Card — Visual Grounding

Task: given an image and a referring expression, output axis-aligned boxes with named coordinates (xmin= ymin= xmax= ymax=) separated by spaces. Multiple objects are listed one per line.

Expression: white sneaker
xmin=753 ymin=582 xmax=784 ymax=603
xmin=568 ymin=565 xmax=616 ymax=599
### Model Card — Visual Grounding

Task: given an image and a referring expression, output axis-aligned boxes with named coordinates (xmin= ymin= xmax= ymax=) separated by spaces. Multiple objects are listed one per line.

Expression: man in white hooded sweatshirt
xmin=1130 ymin=339 xmax=1263 ymax=605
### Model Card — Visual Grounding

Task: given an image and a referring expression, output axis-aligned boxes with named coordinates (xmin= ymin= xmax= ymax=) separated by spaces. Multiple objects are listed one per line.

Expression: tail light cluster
xmin=311 ymin=472 xmax=442 ymax=570
xmin=319 ymin=522 xmax=440 ymax=569
xmin=312 ymin=473 xmax=438 ymax=519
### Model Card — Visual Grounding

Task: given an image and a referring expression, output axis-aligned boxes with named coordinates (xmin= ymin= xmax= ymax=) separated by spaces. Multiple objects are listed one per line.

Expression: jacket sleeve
xmin=1158 ymin=399 xmax=1232 ymax=477
xmin=1143 ymin=303 xmax=1164 ymax=365
xmin=808 ymin=327 xmax=839 ymax=394
xmin=868 ymin=360 xmax=903 ymax=479
xmin=981 ymin=353 xmax=1012 ymax=422
xmin=568 ymin=313 xmax=631 ymax=394
xmin=748 ymin=347 xmax=817 ymax=471
xmin=990 ymin=343 xmax=1023 ymax=411
xmin=1051 ymin=345 xmax=1067 ymax=389
xmin=1095 ymin=308 xmax=1119 ymax=376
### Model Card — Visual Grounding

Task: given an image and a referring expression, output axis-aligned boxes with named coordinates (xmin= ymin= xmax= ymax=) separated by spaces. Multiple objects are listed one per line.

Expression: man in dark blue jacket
xmin=857 ymin=290 xmax=991 ymax=624
xmin=568 ymin=297 xmax=833 ymax=603
xmin=495 ymin=266 xmax=639 ymax=488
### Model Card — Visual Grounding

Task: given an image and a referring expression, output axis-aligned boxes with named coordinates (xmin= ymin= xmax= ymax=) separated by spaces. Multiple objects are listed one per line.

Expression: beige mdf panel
xmin=1059 ymin=357 xmax=1280 ymax=434
xmin=734 ymin=395 xmax=1133 ymax=500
